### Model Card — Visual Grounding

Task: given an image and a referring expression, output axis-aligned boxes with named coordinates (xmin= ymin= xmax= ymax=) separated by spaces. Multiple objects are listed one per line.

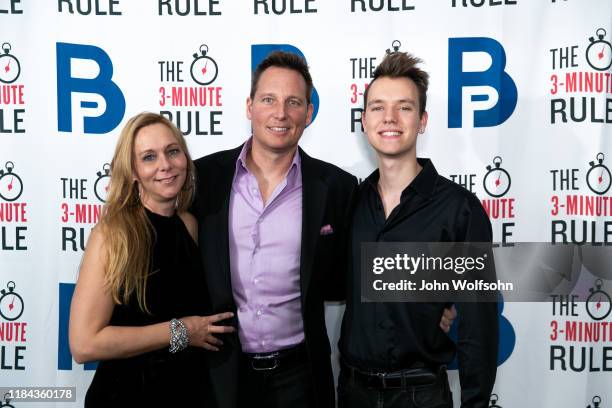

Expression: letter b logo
xmin=448 ymin=38 xmax=517 ymax=128
xmin=57 ymin=43 xmax=126 ymax=134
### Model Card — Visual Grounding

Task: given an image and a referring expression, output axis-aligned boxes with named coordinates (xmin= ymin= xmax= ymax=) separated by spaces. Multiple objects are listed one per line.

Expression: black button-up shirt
xmin=339 ymin=158 xmax=498 ymax=408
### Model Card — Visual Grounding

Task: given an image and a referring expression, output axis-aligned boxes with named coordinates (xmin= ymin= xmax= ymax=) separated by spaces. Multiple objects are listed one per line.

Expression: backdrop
xmin=1 ymin=1 xmax=611 ymax=407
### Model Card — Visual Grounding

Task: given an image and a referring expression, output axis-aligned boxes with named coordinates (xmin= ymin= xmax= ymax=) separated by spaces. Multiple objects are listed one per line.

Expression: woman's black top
xmin=85 ymin=209 xmax=211 ymax=407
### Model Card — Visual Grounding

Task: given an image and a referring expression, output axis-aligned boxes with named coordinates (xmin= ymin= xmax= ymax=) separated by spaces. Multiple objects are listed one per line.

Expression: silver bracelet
xmin=169 ymin=318 xmax=189 ymax=353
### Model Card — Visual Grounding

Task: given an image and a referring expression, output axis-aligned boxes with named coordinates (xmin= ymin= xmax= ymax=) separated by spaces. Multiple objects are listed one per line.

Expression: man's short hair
xmin=250 ymin=51 xmax=314 ymax=104
xmin=364 ymin=52 xmax=429 ymax=116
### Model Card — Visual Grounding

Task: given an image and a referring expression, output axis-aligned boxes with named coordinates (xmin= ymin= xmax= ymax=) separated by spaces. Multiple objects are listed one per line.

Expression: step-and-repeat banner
xmin=1 ymin=1 xmax=611 ymax=407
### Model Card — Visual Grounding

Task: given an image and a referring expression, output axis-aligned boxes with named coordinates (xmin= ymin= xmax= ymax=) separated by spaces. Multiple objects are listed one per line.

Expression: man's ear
xmin=246 ymin=97 xmax=253 ymax=120
xmin=361 ymin=109 xmax=367 ymax=132
xmin=419 ymin=111 xmax=429 ymax=132
xmin=305 ymin=103 xmax=314 ymax=126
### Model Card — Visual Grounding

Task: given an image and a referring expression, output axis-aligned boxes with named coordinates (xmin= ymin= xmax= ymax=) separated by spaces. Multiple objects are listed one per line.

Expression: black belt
xmin=243 ymin=343 xmax=309 ymax=371
xmin=341 ymin=359 xmax=443 ymax=389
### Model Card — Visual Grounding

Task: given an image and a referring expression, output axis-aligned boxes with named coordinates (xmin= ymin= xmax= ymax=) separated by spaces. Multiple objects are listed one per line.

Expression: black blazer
xmin=192 ymin=145 xmax=357 ymax=408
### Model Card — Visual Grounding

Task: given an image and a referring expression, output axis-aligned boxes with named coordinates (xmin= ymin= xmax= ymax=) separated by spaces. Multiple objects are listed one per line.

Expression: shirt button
xmin=252 ymin=188 xmax=258 ymax=194
xmin=253 ymin=278 xmax=259 ymax=284
xmin=261 ymin=340 xmax=266 ymax=346
xmin=256 ymin=309 xmax=262 ymax=316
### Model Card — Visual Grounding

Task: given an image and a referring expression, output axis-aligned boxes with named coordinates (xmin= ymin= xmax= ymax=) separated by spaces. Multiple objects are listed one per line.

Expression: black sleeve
xmin=456 ymin=198 xmax=498 ymax=408
xmin=324 ymin=174 xmax=358 ymax=302
xmin=189 ymin=159 xmax=204 ymax=220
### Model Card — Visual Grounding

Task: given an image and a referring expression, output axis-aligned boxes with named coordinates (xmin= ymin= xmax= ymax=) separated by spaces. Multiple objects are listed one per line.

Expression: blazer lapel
xmin=299 ymin=149 xmax=328 ymax=306
xmin=212 ymin=146 xmax=242 ymax=305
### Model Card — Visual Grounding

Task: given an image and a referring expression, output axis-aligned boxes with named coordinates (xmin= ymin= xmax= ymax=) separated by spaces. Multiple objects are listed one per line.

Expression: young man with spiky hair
xmin=338 ymin=52 xmax=498 ymax=408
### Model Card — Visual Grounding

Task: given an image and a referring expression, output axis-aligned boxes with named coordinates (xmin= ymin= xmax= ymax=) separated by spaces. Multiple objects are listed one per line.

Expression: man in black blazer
xmin=192 ymin=51 xmax=357 ymax=408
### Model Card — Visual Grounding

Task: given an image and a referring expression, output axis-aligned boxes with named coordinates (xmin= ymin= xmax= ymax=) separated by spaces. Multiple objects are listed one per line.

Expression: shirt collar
xmin=234 ymin=137 xmax=302 ymax=186
xmin=366 ymin=158 xmax=438 ymax=200
xmin=235 ymin=137 xmax=252 ymax=175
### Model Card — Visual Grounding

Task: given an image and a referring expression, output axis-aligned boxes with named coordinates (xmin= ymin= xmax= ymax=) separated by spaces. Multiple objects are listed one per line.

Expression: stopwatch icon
xmin=0 ymin=161 xmax=23 ymax=202
xmin=586 ymin=279 xmax=611 ymax=321
xmin=0 ymin=281 xmax=24 ymax=321
xmin=586 ymin=28 xmax=612 ymax=71
xmin=587 ymin=395 xmax=602 ymax=408
xmin=483 ymin=156 xmax=511 ymax=198
xmin=1 ymin=392 xmax=15 ymax=408
xmin=0 ymin=42 xmax=20 ymax=84
xmin=489 ymin=393 xmax=502 ymax=408
xmin=190 ymin=44 xmax=219 ymax=86
xmin=94 ymin=163 xmax=111 ymax=203
xmin=386 ymin=40 xmax=401 ymax=55
xmin=586 ymin=152 xmax=611 ymax=195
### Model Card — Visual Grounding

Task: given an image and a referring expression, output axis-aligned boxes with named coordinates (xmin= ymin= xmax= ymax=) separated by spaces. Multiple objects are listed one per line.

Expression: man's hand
xmin=182 ymin=312 xmax=235 ymax=351
xmin=439 ymin=305 xmax=457 ymax=333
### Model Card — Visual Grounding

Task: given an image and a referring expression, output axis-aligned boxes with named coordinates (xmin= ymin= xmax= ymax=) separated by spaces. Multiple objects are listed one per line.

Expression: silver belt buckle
xmin=251 ymin=352 xmax=280 ymax=371
xmin=376 ymin=372 xmax=387 ymax=388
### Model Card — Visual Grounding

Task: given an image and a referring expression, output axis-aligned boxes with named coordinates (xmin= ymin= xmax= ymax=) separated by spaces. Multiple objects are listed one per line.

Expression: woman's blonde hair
xmin=102 ymin=112 xmax=196 ymax=312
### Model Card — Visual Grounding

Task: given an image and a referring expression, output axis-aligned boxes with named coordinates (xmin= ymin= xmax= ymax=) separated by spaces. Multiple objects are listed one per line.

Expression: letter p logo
xmin=448 ymin=38 xmax=517 ymax=128
xmin=57 ymin=43 xmax=125 ymax=134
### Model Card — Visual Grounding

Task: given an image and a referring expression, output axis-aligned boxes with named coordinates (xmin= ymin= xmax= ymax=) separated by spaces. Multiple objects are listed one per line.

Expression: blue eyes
xmin=369 ymin=106 xmax=412 ymax=112
xmin=260 ymin=97 xmax=302 ymax=107
xmin=141 ymin=148 xmax=181 ymax=162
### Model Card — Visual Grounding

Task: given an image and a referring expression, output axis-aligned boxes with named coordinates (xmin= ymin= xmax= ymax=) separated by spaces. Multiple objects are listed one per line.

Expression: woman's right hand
xmin=181 ymin=312 xmax=236 ymax=351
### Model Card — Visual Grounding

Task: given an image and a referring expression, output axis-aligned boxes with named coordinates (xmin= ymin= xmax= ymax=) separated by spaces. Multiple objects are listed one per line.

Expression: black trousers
xmin=238 ymin=352 xmax=316 ymax=408
xmin=337 ymin=367 xmax=453 ymax=408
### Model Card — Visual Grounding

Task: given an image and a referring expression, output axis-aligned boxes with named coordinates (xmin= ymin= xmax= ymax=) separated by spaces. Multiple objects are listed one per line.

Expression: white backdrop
xmin=1 ymin=1 xmax=611 ymax=407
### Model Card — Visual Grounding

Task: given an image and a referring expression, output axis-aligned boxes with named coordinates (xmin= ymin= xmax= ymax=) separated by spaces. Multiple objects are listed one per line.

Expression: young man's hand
xmin=440 ymin=305 xmax=457 ymax=333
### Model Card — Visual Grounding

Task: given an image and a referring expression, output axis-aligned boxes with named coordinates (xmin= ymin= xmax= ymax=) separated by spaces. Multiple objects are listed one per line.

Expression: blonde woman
xmin=69 ymin=112 xmax=234 ymax=406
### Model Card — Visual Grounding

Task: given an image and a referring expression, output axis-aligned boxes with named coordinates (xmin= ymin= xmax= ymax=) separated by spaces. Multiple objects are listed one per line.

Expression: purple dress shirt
xmin=228 ymin=139 xmax=304 ymax=353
